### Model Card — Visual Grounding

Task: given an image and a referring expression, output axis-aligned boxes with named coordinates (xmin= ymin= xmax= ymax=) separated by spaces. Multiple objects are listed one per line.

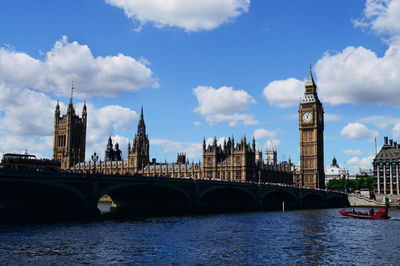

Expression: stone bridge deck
xmin=0 ymin=170 xmax=348 ymax=217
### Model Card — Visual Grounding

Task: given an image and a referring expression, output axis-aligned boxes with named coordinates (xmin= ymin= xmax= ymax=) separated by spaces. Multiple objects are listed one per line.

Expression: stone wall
xmin=348 ymin=193 xmax=383 ymax=207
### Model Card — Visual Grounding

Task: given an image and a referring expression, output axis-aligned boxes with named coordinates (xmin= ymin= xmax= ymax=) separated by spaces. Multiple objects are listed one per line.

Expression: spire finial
xmin=140 ymin=105 xmax=143 ymax=120
xmin=305 ymin=64 xmax=316 ymax=88
xmin=70 ymin=81 xmax=75 ymax=103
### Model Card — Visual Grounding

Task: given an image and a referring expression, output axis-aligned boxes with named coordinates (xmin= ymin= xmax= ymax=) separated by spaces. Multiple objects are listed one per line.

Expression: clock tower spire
xmin=299 ymin=66 xmax=325 ymax=188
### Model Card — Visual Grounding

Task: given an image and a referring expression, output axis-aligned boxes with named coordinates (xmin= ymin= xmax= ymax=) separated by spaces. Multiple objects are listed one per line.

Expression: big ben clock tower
xmin=299 ymin=66 xmax=325 ymax=188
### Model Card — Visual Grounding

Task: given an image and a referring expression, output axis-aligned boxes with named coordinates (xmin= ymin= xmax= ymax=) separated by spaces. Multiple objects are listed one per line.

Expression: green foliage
xmin=327 ymin=176 xmax=374 ymax=193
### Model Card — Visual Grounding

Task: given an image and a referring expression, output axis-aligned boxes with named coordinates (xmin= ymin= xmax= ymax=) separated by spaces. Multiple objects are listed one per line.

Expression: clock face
xmin=303 ymin=112 xmax=313 ymax=123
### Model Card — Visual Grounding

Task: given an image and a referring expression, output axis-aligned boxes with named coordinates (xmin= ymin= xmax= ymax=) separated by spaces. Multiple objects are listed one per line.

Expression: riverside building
xmin=53 ymin=67 xmax=326 ymax=185
xmin=373 ymin=136 xmax=400 ymax=195
xmin=55 ymin=101 xmax=293 ymax=184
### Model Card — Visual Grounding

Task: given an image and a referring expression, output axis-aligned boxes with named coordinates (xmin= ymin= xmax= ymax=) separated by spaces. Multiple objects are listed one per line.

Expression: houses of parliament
xmin=53 ymin=68 xmax=325 ymax=188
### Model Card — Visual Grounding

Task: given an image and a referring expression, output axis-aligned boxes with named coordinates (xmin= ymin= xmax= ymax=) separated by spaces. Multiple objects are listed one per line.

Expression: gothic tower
xmin=299 ymin=66 xmax=325 ymax=188
xmin=53 ymin=85 xmax=87 ymax=169
xmin=128 ymin=106 xmax=149 ymax=173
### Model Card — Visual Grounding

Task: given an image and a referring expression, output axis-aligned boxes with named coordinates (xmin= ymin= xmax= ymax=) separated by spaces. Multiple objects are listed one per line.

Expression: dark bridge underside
xmin=0 ymin=181 xmax=88 ymax=219
xmin=0 ymin=173 xmax=348 ymax=218
xmin=106 ymin=185 xmax=193 ymax=216
xmin=200 ymin=188 xmax=257 ymax=211
xmin=263 ymin=191 xmax=299 ymax=210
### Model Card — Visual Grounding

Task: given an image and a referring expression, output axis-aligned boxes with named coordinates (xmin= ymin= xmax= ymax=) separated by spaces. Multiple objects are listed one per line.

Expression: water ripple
xmin=1 ymin=208 xmax=400 ymax=264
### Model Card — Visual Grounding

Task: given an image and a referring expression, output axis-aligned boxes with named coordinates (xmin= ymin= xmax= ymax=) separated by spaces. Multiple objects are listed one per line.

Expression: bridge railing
xmin=0 ymin=168 xmax=345 ymax=195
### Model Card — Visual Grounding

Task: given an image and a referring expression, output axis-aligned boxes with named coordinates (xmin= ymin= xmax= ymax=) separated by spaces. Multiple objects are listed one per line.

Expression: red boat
xmin=339 ymin=207 xmax=390 ymax=219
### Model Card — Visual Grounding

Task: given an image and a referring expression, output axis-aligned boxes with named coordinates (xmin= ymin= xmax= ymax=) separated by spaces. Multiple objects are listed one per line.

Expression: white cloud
xmin=340 ymin=122 xmax=378 ymax=141
xmin=342 ymin=149 xmax=364 ymax=156
xmin=253 ymin=129 xmax=281 ymax=153
xmin=263 ymin=78 xmax=304 ymax=108
xmin=193 ymin=85 xmax=257 ymax=126
xmin=315 ymin=44 xmax=400 ymax=105
xmin=264 ymin=139 xmax=281 ymax=151
xmin=346 ymin=155 xmax=374 ymax=172
xmin=151 ymin=138 xmax=202 ymax=159
xmin=194 ymin=121 xmax=202 ymax=126
xmin=105 ymin=0 xmax=250 ymax=32
xmin=0 ymin=85 xmax=57 ymax=137
xmin=315 ymin=0 xmax=400 ymax=106
xmin=253 ymin=128 xmax=277 ymax=140
xmin=353 ymin=0 xmax=400 ymax=38
xmin=88 ymin=135 xmax=130 ymax=161
xmin=359 ymin=115 xmax=400 ymax=130
xmin=264 ymin=44 xmax=400 ymax=107
xmin=263 ymin=0 xmax=400 ymax=107
xmin=0 ymin=36 xmax=158 ymax=98
xmin=0 ymin=83 xmax=140 ymax=161
xmin=392 ymin=121 xmax=400 ymax=139
xmin=83 ymin=103 xmax=138 ymax=160
xmin=205 ymin=137 xmax=228 ymax=147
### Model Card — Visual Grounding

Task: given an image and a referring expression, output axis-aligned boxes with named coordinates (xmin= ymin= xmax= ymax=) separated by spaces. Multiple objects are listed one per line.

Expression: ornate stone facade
xmin=105 ymin=137 xmax=121 ymax=162
xmin=53 ymin=90 xmax=87 ymax=169
xmin=67 ymin=106 xmax=293 ymax=184
xmin=299 ymin=66 xmax=325 ymax=188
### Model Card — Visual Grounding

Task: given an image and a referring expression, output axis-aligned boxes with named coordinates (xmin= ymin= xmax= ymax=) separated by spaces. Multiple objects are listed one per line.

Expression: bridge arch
xmin=326 ymin=194 xmax=348 ymax=208
xmin=98 ymin=182 xmax=192 ymax=202
xmin=199 ymin=186 xmax=257 ymax=211
xmin=98 ymin=182 xmax=193 ymax=214
xmin=199 ymin=186 xmax=256 ymax=200
xmin=301 ymin=193 xmax=326 ymax=209
xmin=262 ymin=190 xmax=299 ymax=210
xmin=31 ymin=180 xmax=88 ymax=202
xmin=0 ymin=179 xmax=89 ymax=216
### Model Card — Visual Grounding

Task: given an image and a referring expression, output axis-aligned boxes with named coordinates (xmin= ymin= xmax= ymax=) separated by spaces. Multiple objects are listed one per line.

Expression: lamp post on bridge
xmin=91 ymin=152 xmax=99 ymax=174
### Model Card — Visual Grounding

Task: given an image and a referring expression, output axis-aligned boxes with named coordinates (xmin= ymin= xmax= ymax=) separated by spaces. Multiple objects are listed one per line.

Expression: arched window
xmin=236 ymin=157 xmax=241 ymax=164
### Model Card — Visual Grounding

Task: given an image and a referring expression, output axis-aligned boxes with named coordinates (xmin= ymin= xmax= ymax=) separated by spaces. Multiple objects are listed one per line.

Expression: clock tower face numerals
xmin=302 ymin=112 xmax=313 ymax=123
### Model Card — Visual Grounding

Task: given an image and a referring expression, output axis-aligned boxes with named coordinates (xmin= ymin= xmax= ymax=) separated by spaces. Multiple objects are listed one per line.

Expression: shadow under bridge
xmin=99 ymin=182 xmax=193 ymax=215
xmin=198 ymin=186 xmax=257 ymax=211
xmin=262 ymin=190 xmax=299 ymax=210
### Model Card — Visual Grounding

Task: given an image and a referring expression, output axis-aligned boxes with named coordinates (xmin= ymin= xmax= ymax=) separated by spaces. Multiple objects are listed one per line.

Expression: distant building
xmin=52 ymin=86 xmax=87 ymax=169
xmin=324 ymin=157 xmax=349 ymax=186
xmin=265 ymin=149 xmax=277 ymax=165
xmin=66 ymin=106 xmax=293 ymax=184
xmin=357 ymin=168 xmax=373 ymax=177
xmin=105 ymin=137 xmax=122 ymax=162
xmin=373 ymin=136 xmax=400 ymax=195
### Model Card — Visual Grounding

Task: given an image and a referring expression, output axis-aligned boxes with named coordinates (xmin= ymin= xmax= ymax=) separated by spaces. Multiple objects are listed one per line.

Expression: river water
xmin=0 ymin=206 xmax=399 ymax=265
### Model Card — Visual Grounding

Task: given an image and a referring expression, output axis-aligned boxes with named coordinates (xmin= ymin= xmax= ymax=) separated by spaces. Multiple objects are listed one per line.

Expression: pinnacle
xmin=305 ymin=64 xmax=316 ymax=87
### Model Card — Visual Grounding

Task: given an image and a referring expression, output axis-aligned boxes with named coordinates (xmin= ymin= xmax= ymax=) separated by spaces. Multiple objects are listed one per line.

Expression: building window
xmin=207 ymin=158 xmax=212 ymax=165
xmin=236 ymin=170 xmax=241 ymax=180
xmin=236 ymin=157 xmax=241 ymax=164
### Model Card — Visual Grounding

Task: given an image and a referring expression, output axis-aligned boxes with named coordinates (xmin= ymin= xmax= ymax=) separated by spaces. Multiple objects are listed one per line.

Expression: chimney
xmin=384 ymin=136 xmax=388 ymax=145
xmin=152 ymin=158 xmax=156 ymax=164
xmin=394 ymin=141 xmax=398 ymax=148
xmin=390 ymin=139 xmax=393 ymax=147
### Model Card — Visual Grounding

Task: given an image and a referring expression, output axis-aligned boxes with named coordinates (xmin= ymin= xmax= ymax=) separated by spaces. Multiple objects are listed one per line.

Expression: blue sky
xmin=1 ymin=0 xmax=400 ymax=174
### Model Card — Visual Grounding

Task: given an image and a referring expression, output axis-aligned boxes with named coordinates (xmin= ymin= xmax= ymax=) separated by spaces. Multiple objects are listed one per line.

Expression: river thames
xmin=0 ymin=207 xmax=399 ymax=265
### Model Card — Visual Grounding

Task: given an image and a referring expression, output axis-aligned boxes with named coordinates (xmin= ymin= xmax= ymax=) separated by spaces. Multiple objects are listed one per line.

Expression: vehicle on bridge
xmin=0 ymin=153 xmax=60 ymax=172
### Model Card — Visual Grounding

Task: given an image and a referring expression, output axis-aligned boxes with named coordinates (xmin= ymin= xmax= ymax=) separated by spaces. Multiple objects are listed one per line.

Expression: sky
xmin=1 ymin=0 xmax=400 ymax=174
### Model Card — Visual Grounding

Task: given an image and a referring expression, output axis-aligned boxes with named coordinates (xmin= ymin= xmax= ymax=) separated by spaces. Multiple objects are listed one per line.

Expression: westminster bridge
xmin=0 ymin=170 xmax=348 ymax=217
